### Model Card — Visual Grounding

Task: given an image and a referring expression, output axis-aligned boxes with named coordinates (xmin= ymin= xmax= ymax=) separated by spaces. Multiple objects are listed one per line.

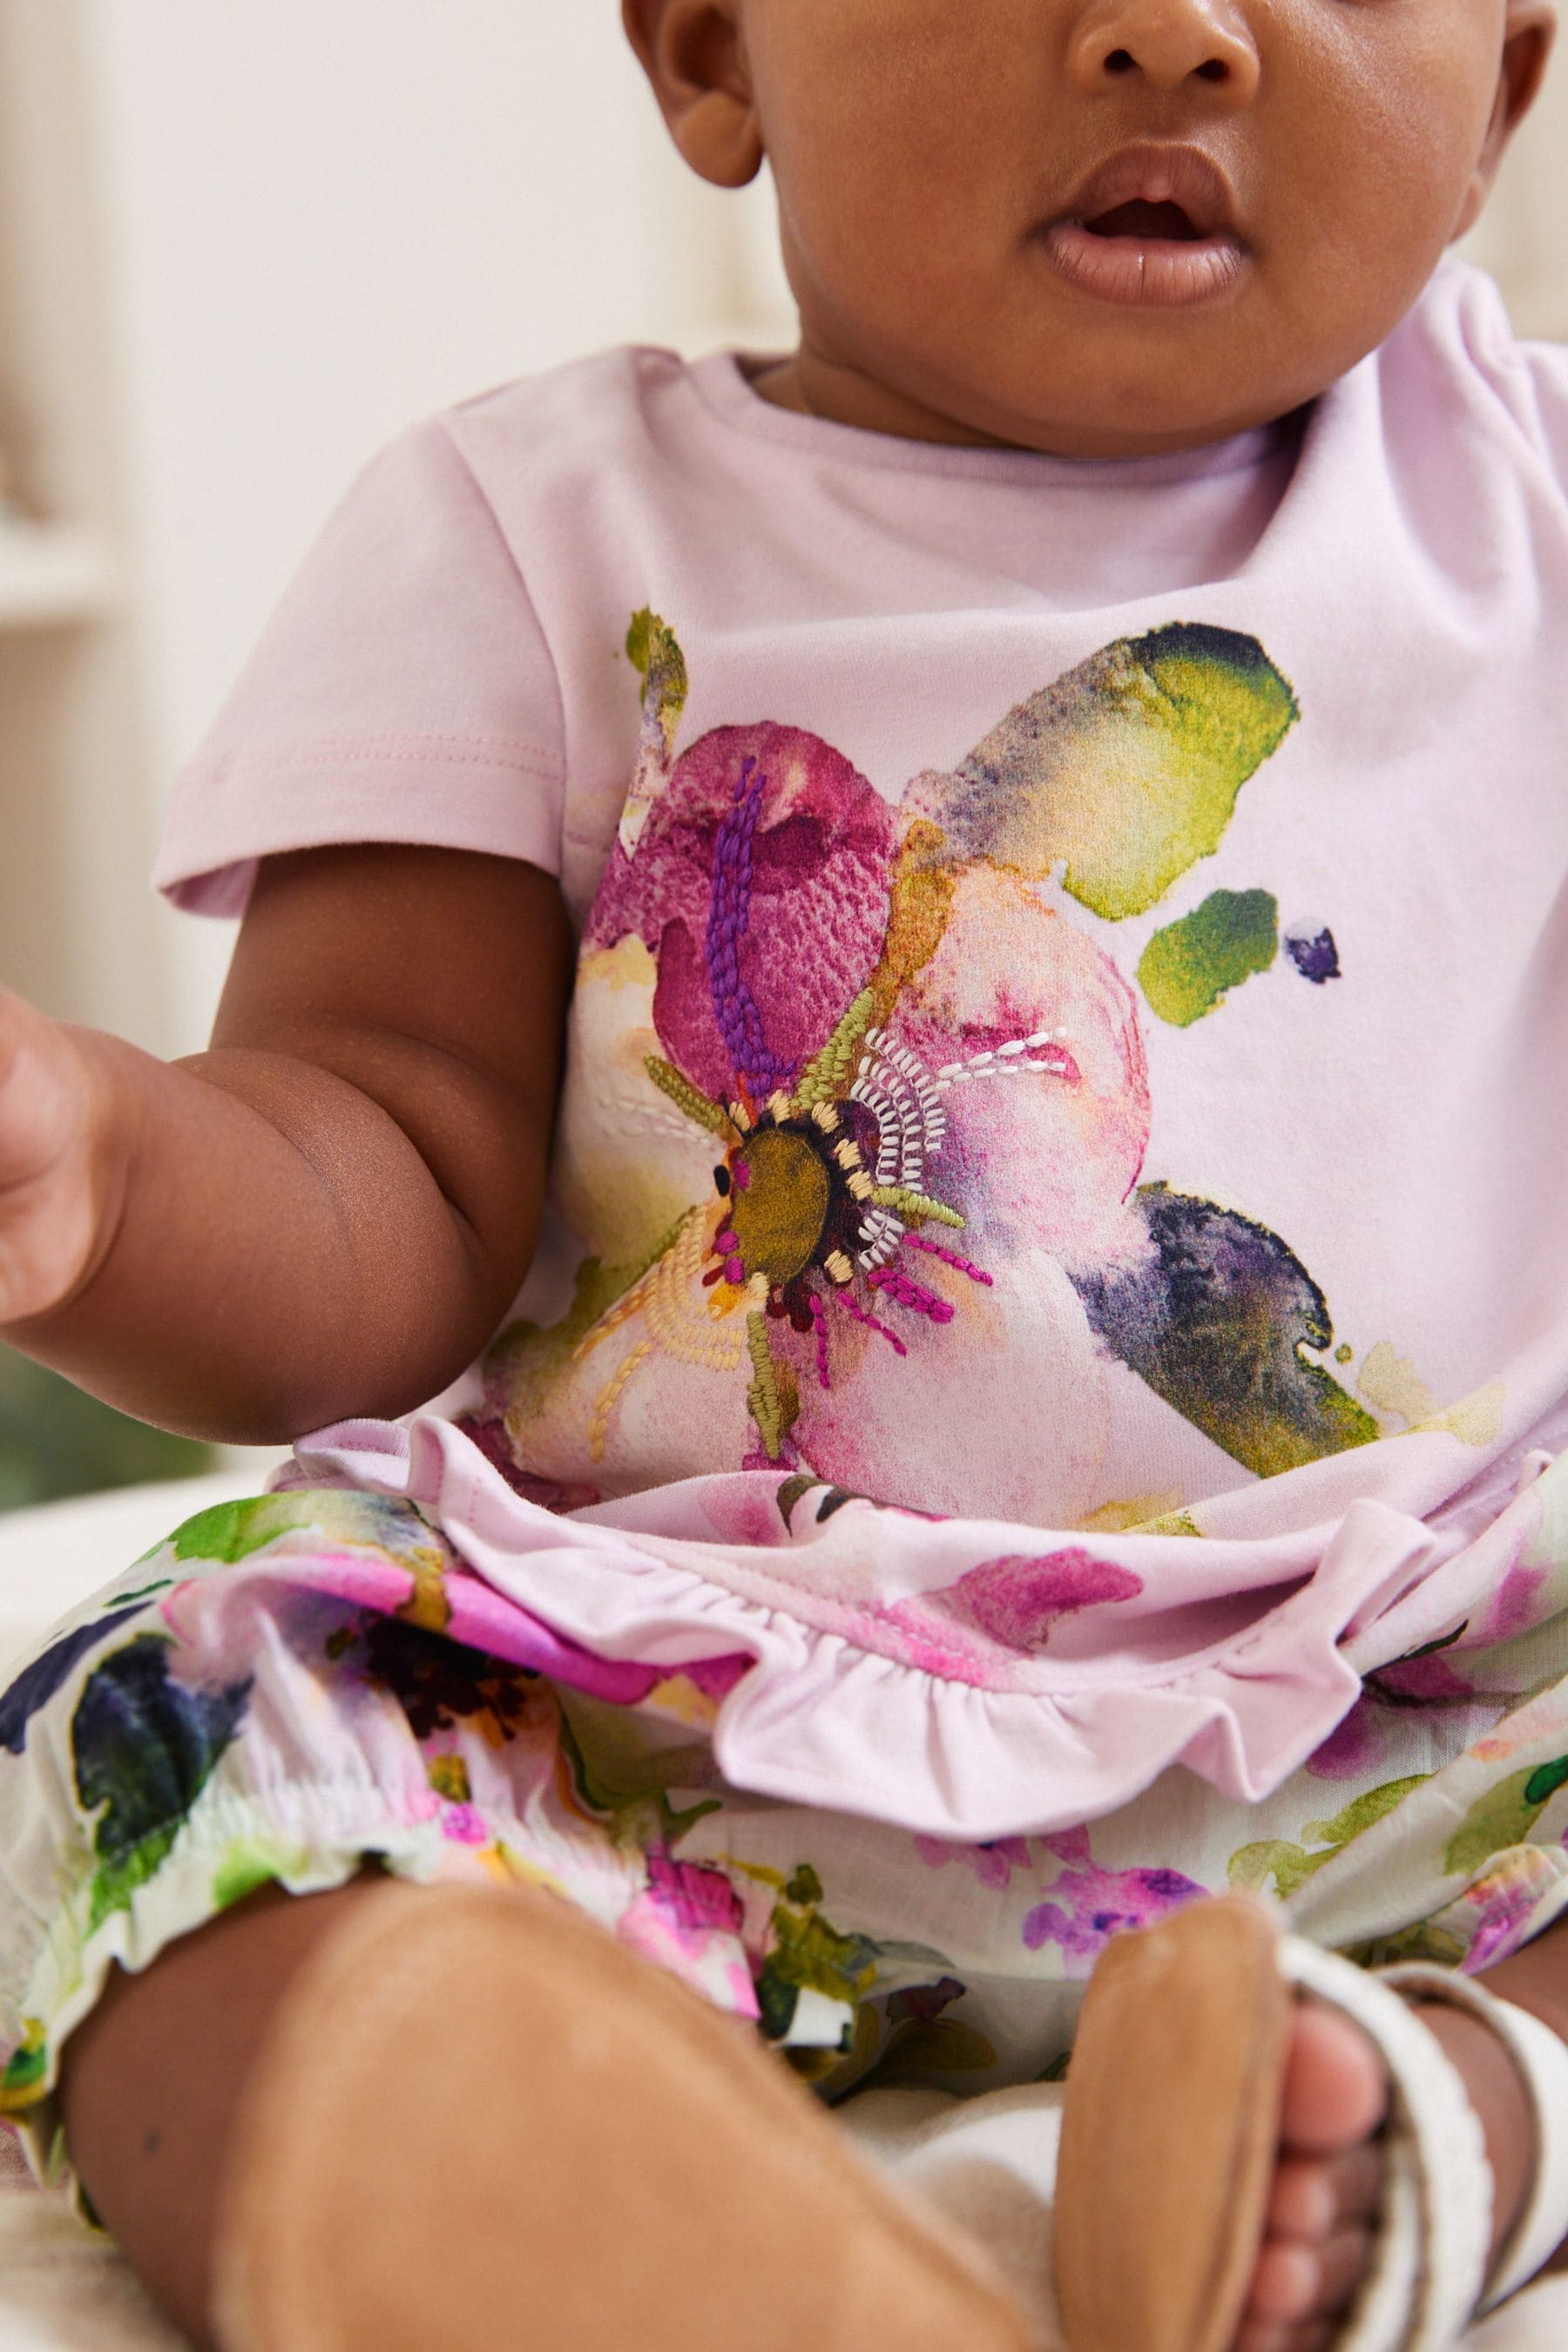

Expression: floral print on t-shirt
xmin=467 ymin=613 xmax=1383 ymax=1515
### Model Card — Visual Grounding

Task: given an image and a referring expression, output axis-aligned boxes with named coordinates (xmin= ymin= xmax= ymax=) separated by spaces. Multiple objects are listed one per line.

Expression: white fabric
xmin=0 ymin=2132 xmax=184 ymax=2350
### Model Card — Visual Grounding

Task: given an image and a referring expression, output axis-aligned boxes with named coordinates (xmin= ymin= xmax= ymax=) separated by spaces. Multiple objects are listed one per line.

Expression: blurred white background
xmin=1 ymin=0 xmax=1564 ymax=1063
xmin=0 ymin=0 xmax=795 ymax=1065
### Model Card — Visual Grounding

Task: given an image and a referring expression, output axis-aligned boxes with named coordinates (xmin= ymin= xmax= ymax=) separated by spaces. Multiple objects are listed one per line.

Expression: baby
xmin=0 ymin=0 xmax=1565 ymax=2348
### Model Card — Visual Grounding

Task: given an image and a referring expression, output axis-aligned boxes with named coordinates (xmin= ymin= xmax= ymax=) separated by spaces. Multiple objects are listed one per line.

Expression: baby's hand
xmin=0 ymin=986 xmax=113 ymax=1328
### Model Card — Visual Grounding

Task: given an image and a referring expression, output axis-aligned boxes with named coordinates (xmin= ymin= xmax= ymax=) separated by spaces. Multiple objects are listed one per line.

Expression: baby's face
xmin=632 ymin=0 xmax=1553 ymax=456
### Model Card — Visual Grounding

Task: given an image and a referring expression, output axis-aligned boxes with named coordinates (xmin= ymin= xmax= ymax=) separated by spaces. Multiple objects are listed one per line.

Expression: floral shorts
xmin=4 ymin=1476 xmax=1568 ymax=2190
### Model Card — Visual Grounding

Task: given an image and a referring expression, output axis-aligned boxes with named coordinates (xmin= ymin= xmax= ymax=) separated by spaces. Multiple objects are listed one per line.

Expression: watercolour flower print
xmin=468 ymin=611 xmax=1381 ymax=1518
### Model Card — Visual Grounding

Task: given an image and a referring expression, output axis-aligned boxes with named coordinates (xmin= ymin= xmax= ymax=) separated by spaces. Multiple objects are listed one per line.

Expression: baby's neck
xmin=748 ymin=341 xmax=1308 ymax=462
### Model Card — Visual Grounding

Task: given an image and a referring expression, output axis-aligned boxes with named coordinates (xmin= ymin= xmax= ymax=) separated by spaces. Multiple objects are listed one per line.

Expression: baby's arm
xmin=0 ymin=842 xmax=573 ymax=1442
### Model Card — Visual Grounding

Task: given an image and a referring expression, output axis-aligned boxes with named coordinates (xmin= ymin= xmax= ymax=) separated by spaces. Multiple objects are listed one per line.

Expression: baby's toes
xmin=1280 ymin=2003 xmax=1389 ymax=2155
xmin=1247 ymin=2223 xmax=1376 ymax=2326
xmin=1234 ymin=2320 xmax=1338 ymax=2352
xmin=1267 ymin=2143 xmax=1384 ymax=2240
xmin=1232 ymin=2000 xmax=1388 ymax=2352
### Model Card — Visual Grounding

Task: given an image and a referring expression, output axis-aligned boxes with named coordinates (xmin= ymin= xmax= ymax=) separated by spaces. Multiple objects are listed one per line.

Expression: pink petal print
xmin=872 ymin=1538 xmax=1144 ymax=1683
xmin=790 ymin=1243 xmax=1113 ymax=1524
xmin=888 ymin=865 xmax=1151 ymax=1267
xmin=950 ymin=1551 xmax=1145 ymax=1650
xmin=588 ymin=722 xmax=896 ymax=1102
xmin=914 ymin=1834 xmax=1033 ymax=1889
xmin=1460 ymin=1850 xmax=1561 ymax=1973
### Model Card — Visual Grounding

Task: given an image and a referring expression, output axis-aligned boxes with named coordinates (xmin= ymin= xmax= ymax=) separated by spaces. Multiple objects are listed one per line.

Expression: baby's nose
xmin=1064 ymin=0 xmax=1262 ymax=103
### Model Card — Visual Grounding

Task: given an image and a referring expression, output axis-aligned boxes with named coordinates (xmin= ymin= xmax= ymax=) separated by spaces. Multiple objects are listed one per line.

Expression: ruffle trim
xmin=279 ymin=1415 xmax=1553 ymax=1844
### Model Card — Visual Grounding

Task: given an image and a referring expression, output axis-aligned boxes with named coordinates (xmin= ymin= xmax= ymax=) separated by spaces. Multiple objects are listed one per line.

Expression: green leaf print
xmin=171 ymin=1489 xmax=449 ymax=1576
xmin=0 ymin=2021 xmax=48 ymax=2112
xmin=1138 ymin=890 xmax=1280 ymax=1027
xmin=1442 ymin=1759 xmax=1568 ymax=1880
xmin=71 ymin=1637 xmax=252 ymax=1932
xmin=554 ymin=1689 xmax=721 ymax=1842
xmin=212 ymin=1835 xmax=314 ymax=1915
xmin=757 ymin=1873 xmax=882 ymax=2041
xmin=914 ymin=625 xmax=1299 ymax=921
xmin=172 ymin=1497 xmax=290 ymax=1565
xmin=1230 ymin=1776 xmax=1429 ymax=1899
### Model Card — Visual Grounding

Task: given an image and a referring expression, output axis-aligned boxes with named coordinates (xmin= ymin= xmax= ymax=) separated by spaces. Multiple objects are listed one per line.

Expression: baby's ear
xmin=622 ymin=0 xmax=764 ymax=190
xmin=1451 ymin=0 xmax=1555 ymax=238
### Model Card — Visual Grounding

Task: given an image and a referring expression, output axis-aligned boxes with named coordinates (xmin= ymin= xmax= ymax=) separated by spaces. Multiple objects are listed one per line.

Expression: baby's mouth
xmin=1039 ymin=144 xmax=1248 ymax=309
xmin=1083 ymin=199 xmax=1204 ymax=243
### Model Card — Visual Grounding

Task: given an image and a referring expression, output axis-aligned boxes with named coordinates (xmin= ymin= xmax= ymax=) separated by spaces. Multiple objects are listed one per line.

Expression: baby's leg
xmin=59 ymin=1874 xmax=1039 ymax=2352
xmin=59 ymin=1874 xmax=389 ymax=2351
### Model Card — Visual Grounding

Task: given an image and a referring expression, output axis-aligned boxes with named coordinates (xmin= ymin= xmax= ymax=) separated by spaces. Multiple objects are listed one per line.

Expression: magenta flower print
xmin=1021 ymin=1828 xmax=1206 ymax=1977
xmin=474 ymin=609 xmax=1376 ymax=1518
xmin=914 ymin=1834 xmax=1033 ymax=1890
xmin=876 ymin=1548 xmax=1146 ymax=1687
xmin=1306 ymin=1645 xmax=1513 ymax=1783
xmin=950 ymin=1551 xmax=1145 ymax=1649
xmin=618 ymin=1848 xmax=758 ymax=2012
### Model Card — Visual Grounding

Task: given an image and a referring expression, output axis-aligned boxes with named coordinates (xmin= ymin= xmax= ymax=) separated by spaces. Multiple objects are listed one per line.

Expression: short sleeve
xmin=153 ymin=417 xmax=567 ymax=916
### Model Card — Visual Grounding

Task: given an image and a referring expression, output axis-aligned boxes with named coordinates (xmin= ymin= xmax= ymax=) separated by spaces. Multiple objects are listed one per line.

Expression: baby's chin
xmin=788 ymin=261 xmax=1403 ymax=460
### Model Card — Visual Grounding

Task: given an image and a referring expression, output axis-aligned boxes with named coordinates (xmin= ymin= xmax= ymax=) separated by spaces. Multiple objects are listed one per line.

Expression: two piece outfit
xmin=2 ymin=260 xmax=1568 ymax=2267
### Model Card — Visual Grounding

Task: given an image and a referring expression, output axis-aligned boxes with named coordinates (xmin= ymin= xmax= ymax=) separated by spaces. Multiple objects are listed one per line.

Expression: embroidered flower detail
xmin=474 ymin=611 xmax=1382 ymax=1517
xmin=488 ymin=703 xmax=1150 ymax=1510
xmin=588 ymin=743 xmax=1099 ymax=1468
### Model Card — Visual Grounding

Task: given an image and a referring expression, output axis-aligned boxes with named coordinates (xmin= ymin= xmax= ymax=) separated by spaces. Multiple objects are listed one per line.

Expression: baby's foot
xmin=1233 ymin=1999 xmax=1388 ymax=2352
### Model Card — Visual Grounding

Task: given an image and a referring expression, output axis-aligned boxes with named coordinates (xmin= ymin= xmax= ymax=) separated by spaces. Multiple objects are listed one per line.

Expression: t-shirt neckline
xmin=688 ymin=348 xmax=1303 ymax=488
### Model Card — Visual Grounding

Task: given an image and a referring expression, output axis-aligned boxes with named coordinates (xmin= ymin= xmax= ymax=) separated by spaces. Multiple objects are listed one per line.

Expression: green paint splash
xmin=915 ymin=625 xmax=1299 ymax=921
xmin=1443 ymin=1759 xmax=1568 ymax=1878
xmin=1139 ymin=889 xmax=1279 ymax=1026
xmin=626 ymin=608 xmax=688 ymax=754
xmin=1229 ymin=1776 xmax=1428 ymax=1898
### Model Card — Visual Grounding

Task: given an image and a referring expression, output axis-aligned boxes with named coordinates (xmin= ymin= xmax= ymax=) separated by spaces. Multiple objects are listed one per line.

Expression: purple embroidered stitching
xmin=706 ymin=757 xmax=790 ymax=1103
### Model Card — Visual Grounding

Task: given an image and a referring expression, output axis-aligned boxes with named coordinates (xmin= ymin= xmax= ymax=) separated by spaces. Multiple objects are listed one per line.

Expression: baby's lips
xmin=1050 ymin=139 xmax=1242 ymax=240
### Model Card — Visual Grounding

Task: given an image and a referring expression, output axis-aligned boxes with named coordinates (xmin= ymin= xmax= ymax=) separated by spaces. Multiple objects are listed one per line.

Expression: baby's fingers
xmin=0 ymin=989 xmax=109 ymax=1322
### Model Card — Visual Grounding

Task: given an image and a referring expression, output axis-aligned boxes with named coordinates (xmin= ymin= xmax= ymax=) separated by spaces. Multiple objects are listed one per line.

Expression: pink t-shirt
xmin=159 ymin=249 xmax=1568 ymax=1510
xmin=148 ymin=258 xmax=1568 ymax=1839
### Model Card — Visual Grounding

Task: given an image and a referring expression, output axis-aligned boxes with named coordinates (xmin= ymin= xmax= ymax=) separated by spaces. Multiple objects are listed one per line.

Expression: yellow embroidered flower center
xmin=728 ymin=1127 xmax=833 ymax=1286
